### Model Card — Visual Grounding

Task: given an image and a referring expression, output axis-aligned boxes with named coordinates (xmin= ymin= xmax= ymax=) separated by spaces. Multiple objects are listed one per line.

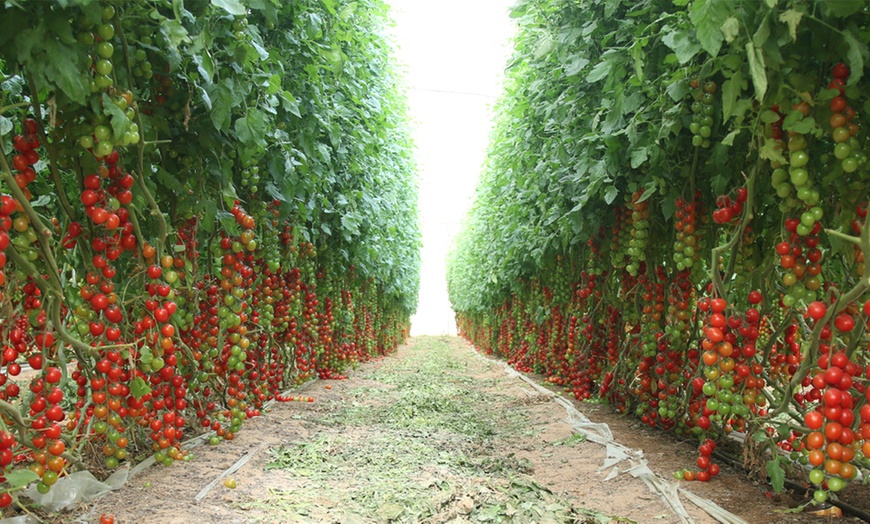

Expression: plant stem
xmin=25 ymin=70 xmax=77 ymax=222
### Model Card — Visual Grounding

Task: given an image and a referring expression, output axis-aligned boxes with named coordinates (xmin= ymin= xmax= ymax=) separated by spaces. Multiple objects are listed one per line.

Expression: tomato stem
xmin=24 ymin=70 xmax=78 ymax=223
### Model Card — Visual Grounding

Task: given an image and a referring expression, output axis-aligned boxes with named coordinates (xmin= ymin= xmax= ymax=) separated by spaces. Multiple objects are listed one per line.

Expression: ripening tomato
xmin=806 ymin=431 xmax=825 ymax=450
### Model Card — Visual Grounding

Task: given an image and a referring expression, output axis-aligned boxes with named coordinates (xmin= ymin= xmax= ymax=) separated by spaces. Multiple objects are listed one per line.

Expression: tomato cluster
xmin=0 ymin=1 xmax=417 ymax=511
xmin=456 ymin=59 xmax=870 ymax=505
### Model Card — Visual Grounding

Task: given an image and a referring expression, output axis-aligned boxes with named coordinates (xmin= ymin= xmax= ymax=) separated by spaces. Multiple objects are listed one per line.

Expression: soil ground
xmin=62 ymin=336 xmax=866 ymax=523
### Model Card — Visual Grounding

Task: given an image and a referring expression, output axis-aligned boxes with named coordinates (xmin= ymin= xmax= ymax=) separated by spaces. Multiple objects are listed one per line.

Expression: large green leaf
xmin=689 ymin=0 xmax=730 ymax=57
xmin=234 ymin=109 xmax=268 ymax=148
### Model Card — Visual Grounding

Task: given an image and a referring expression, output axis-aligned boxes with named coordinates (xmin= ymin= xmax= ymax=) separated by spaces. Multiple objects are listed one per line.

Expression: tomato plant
xmin=448 ymin=0 xmax=870 ymax=508
xmin=0 ymin=0 xmax=419 ymax=510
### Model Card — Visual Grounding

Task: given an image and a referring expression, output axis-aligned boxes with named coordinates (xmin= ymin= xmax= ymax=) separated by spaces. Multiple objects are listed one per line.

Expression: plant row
xmin=0 ymin=0 xmax=419 ymax=510
xmin=449 ymin=0 xmax=870 ymax=505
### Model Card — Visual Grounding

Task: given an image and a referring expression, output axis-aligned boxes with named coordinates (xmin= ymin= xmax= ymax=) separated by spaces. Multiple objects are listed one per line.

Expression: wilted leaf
xmin=746 ymin=42 xmax=767 ymax=102
xmin=778 ymin=10 xmax=802 ymax=42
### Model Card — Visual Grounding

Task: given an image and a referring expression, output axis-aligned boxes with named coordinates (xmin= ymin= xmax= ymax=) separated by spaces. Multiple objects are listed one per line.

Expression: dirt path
xmin=72 ymin=336 xmax=847 ymax=523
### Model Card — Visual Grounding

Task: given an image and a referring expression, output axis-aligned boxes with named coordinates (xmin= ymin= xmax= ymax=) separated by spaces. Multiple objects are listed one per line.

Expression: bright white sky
xmin=387 ymin=0 xmax=517 ymax=335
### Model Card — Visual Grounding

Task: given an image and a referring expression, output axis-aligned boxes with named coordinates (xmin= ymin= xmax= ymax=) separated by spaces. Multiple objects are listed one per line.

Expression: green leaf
xmin=321 ymin=0 xmax=337 ymax=15
xmin=843 ymin=29 xmax=866 ymax=86
xmin=217 ymin=210 xmax=240 ymax=236
xmin=587 ymin=54 xmax=615 ymax=83
xmin=782 ymin=113 xmax=816 ymax=134
xmin=209 ymin=81 xmax=236 ymax=131
xmin=155 ymin=166 xmax=187 ymax=195
xmin=663 ymin=29 xmax=701 ymax=65
xmin=636 ymin=183 xmax=656 ymax=203
xmin=534 ymin=33 xmax=554 ymax=59
xmin=130 ymin=376 xmax=152 ymax=399
xmin=759 ymin=110 xmax=781 ymax=124
xmin=199 ymin=199 xmax=217 ymax=233
xmin=666 ymin=79 xmax=690 ymax=102
xmin=5 ymin=469 xmax=38 ymax=489
xmin=759 ymin=137 xmax=787 ymax=165
xmin=778 ymin=10 xmax=802 ymax=42
xmin=45 ymin=11 xmax=77 ymax=44
xmin=211 ymin=0 xmax=246 ymax=16
xmin=689 ymin=0 xmax=730 ymax=57
xmin=752 ymin=18 xmax=770 ymax=48
xmin=42 ymin=39 xmax=89 ymax=104
xmin=710 ymin=173 xmax=729 ymax=196
xmin=603 ymin=186 xmax=619 ymax=205
xmin=823 ymin=0 xmax=864 ymax=17
xmin=766 ymin=458 xmax=785 ymax=493
xmin=720 ymin=17 xmax=739 ymax=43
xmin=630 ymin=40 xmax=645 ymax=81
xmin=746 ymin=42 xmax=767 ymax=102
xmin=265 ymin=183 xmax=287 ymax=202
xmin=752 ymin=430 xmax=768 ymax=442
xmin=101 ymin=93 xmax=131 ymax=141
xmin=0 ymin=116 xmax=12 ymax=137
xmin=193 ymin=53 xmax=214 ymax=84
xmin=341 ymin=213 xmax=360 ymax=236
xmin=266 ymin=74 xmax=281 ymax=95
xmin=324 ymin=45 xmax=345 ymax=72
xmin=160 ymin=19 xmax=191 ymax=50
xmin=721 ymin=129 xmax=740 ymax=146
xmin=564 ymin=55 xmax=589 ymax=77
xmin=630 ymin=147 xmax=648 ymax=169
xmin=721 ymin=71 xmax=742 ymax=121
xmin=280 ymin=90 xmax=301 ymax=118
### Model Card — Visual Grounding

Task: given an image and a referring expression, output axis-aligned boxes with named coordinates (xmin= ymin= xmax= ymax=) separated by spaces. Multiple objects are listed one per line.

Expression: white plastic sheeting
xmin=481 ymin=352 xmax=750 ymax=524
xmin=0 ymin=386 xmax=303 ymax=524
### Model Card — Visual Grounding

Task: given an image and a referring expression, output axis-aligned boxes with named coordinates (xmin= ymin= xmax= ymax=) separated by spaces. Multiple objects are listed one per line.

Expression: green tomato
xmin=842 ymin=156 xmax=859 ymax=173
xmin=827 ymin=477 xmax=846 ymax=492
xmin=97 ymin=42 xmax=114 ymax=59
xmin=788 ymin=134 xmax=807 ymax=151
xmin=94 ymin=125 xmax=112 ymax=141
xmin=771 ymin=168 xmax=787 ymax=185
xmin=834 ymin=143 xmax=851 ymax=160
xmin=98 ymin=23 xmax=115 ymax=41
xmin=789 ymin=168 xmax=808 ymax=186
xmin=96 ymin=59 xmax=113 ymax=76
xmin=790 ymin=150 xmax=809 ymax=168
xmin=96 ymin=74 xmax=113 ymax=89
xmin=95 ymin=140 xmax=113 ymax=158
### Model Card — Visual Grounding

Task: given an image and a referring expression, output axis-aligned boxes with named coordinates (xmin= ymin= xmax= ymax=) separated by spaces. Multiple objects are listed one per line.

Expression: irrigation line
xmin=194 ymin=444 xmax=265 ymax=502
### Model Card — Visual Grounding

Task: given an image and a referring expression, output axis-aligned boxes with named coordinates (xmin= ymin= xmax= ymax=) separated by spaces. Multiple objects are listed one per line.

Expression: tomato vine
xmin=0 ymin=0 xmax=419 ymax=510
xmin=449 ymin=0 xmax=870 ymax=505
